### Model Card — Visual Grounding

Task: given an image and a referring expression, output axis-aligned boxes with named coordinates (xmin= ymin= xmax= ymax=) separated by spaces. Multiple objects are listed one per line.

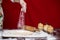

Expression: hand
xmin=21 ymin=6 xmax=27 ymax=13
xmin=20 ymin=0 xmax=27 ymax=13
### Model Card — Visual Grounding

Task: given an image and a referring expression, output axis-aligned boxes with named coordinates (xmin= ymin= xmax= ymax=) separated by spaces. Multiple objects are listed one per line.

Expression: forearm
xmin=20 ymin=0 xmax=27 ymax=13
xmin=20 ymin=0 xmax=26 ymax=7
xmin=12 ymin=0 xmax=26 ymax=6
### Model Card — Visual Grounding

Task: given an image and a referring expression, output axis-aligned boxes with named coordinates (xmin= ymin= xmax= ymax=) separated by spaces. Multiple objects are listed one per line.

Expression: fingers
xmin=38 ymin=23 xmax=44 ymax=31
xmin=38 ymin=23 xmax=54 ymax=33
xmin=21 ymin=7 xmax=26 ymax=13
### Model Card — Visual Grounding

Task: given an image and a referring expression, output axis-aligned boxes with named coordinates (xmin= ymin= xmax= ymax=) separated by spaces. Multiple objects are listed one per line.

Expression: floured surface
xmin=3 ymin=30 xmax=34 ymax=37
xmin=2 ymin=30 xmax=55 ymax=37
xmin=2 ymin=30 xmax=57 ymax=40
xmin=3 ymin=30 xmax=47 ymax=37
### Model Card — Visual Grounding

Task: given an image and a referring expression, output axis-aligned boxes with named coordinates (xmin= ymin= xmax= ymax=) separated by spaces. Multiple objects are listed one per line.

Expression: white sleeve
xmin=20 ymin=0 xmax=27 ymax=13
xmin=20 ymin=0 xmax=26 ymax=6
xmin=11 ymin=0 xmax=14 ymax=2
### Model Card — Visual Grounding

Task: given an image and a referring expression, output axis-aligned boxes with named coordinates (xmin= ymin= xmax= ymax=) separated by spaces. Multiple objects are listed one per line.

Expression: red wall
xmin=2 ymin=0 xmax=60 ymax=29
xmin=25 ymin=0 xmax=60 ymax=29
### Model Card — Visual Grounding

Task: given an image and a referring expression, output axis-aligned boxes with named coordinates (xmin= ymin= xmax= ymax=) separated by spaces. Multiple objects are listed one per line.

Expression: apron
xmin=2 ymin=0 xmax=21 ymax=29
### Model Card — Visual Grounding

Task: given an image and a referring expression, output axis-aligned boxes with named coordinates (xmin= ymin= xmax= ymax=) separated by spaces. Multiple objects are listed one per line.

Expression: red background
xmin=25 ymin=0 xmax=60 ymax=29
xmin=2 ymin=0 xmax=60 ymax=29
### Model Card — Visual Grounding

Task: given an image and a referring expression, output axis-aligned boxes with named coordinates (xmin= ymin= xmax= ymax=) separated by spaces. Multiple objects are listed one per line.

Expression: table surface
xmin=1 ymin=29 xmax=60 ymax=40
xmin=2 ymin=30 xmax=50 ymax=37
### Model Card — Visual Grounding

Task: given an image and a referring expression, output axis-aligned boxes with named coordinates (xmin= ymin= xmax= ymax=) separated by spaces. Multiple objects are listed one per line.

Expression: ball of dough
xmin=44 ymin=24 xmax=49 ymax=32
xmin=38 ymin=23 xmax=44 ymax=31
xmin=47 ymin=25 xmax=54 ymax=33
xmin=44 ymin=24 xmax=54 ymax=33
